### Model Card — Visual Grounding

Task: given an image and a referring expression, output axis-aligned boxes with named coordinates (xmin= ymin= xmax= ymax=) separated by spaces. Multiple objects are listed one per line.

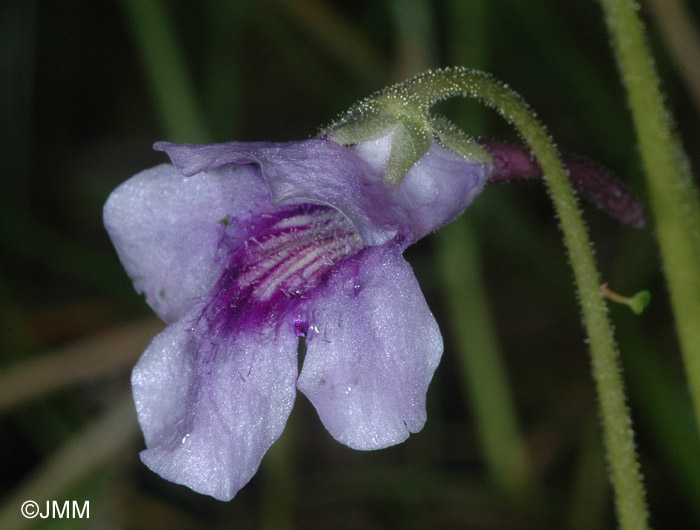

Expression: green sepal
xmin=383 ymin=121 xmax=432 ymax=186
xmin=431 ymin=114 xmax=491 ymax=164
xmin=323 ymin=85 xmax=492 ymax=186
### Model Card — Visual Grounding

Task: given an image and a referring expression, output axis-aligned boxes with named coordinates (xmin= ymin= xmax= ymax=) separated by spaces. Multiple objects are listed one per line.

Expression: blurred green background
xmin=2 ymin=0 xmax=700 ymax=528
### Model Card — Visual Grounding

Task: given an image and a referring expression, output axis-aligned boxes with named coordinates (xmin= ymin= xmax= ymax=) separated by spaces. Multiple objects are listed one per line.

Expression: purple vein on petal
xmin=479 ymin=140 xmax=646 ymax=228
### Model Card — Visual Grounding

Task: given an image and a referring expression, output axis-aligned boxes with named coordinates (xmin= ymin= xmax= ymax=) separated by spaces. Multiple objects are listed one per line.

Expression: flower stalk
xmin=597 ymin=0 xmax=700 ymax=437
xmin=398 ymin=67 xmax=649 ymax=529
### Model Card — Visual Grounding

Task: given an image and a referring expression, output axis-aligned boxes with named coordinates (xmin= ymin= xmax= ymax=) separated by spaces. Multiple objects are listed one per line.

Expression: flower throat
xmin=203 ymin=204 xmax=363 ymax=334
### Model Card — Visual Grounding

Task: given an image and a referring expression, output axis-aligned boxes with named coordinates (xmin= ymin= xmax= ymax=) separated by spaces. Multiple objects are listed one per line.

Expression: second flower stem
xmin=598 ymin=0 xmax=700 ymax=439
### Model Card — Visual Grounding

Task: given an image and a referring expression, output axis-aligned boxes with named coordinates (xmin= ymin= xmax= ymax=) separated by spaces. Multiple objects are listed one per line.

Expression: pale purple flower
xmin=104 ymin=132 xmax=490 ymax=500
xmin=104 ymin=124 xmax=646 ymax=501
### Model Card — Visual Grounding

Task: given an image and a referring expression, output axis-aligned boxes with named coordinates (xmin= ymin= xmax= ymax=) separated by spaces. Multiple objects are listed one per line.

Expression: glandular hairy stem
xmin=402 ymin=66 xmax=650 ymax=530
xmin=598 ymin=0 xmax=700 ymax=443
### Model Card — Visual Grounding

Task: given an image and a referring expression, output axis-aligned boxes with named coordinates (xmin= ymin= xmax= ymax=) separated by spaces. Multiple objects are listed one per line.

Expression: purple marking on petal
xmin=131 ymin=200 xmax=372 ymax=500
xmin=293 ymin=319 xmax=309 ymax=337
xmin=201 ymin=204 xmax=364 ymax=343
xmin=480 ymin=140 xmax=646 ymax=227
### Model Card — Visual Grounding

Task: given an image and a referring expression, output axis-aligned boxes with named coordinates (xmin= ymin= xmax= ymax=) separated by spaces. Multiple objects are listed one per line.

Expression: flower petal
xmin=156 ymin=136 xmax=491 ymax=248
xmin=155 ymin=139 xmax=398 ymax=246
xmin=297 ymin=245 xmax=443 ymax=450
xmin=132 ymin=308 xmax=299 ymax=501
xmin=352 ymin=135 xmax=491 ymax=244
xmin=103 ymin=163 xmax=271 ymax=323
